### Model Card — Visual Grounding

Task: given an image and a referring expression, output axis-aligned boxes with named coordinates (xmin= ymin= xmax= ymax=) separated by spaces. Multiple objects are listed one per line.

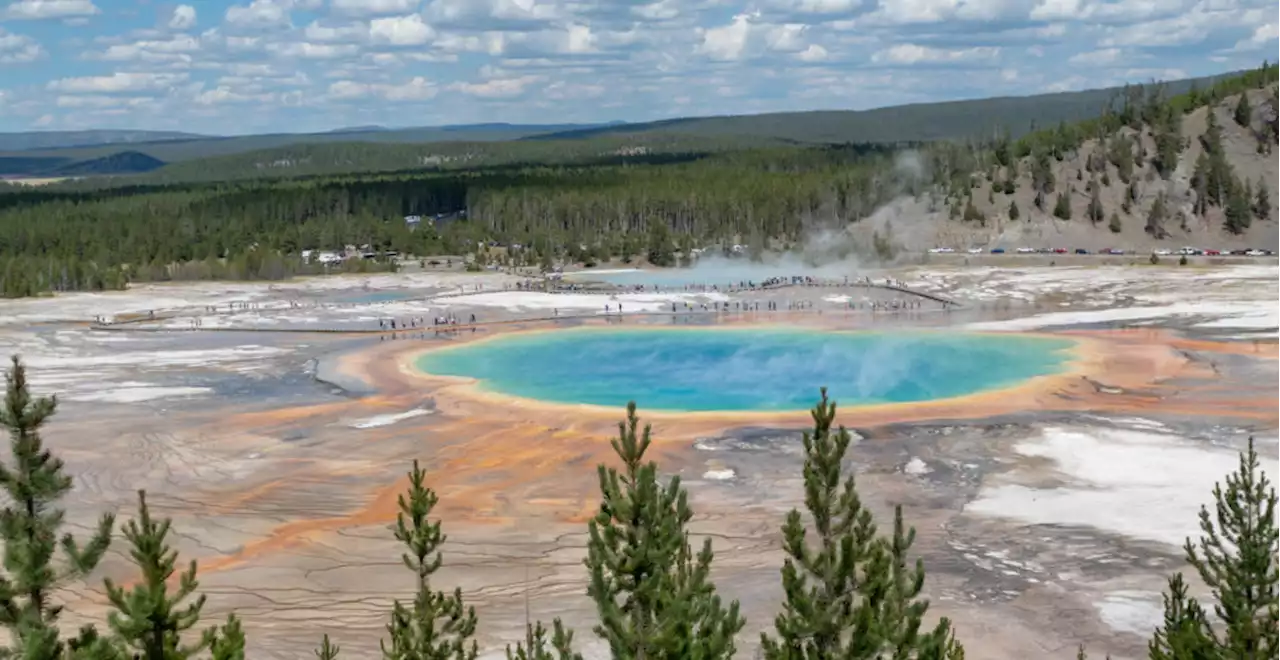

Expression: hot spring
xmin=415 ymin=327 xmax=1077 ymax=412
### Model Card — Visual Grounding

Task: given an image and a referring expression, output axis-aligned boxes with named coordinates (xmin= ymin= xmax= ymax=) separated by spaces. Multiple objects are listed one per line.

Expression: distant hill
xmin=0 ymin=122 xmax=626 ymax=176
xmin=0 ymin=130 xmax=207 ymax=152
xmin=49 ymin=150 xmax=165 ymax=176
xmin=529 ymin=73 xmax=1242 ymax=144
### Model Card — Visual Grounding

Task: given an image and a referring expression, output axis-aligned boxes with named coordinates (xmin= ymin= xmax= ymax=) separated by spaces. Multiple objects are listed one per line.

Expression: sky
xmin=0 ymin=0 xmax=1275 ymax=135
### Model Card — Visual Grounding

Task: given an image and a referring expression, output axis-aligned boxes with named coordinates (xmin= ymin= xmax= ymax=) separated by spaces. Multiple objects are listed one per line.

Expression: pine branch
xmin=315 ymin=634 xmax=340 ymax=660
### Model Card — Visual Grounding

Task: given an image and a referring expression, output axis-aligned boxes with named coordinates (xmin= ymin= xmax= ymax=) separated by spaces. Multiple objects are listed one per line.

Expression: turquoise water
xmin=416 ymin=327 xmax=1076 ymax=412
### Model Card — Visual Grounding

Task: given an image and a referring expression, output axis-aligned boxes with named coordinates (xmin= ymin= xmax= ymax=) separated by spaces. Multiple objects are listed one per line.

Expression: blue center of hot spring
xmin=415 ymin=327 xmax=1075 ymax=412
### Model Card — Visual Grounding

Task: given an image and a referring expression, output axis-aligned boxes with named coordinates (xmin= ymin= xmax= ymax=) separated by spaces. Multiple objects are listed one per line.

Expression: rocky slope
xmin=907 ymin=86 xmax=1279 ymax=253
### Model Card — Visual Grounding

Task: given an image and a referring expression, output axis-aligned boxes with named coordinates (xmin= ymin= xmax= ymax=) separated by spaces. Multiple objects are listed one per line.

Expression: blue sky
xmin=0 ymin=0 xmax=1275 ymax=135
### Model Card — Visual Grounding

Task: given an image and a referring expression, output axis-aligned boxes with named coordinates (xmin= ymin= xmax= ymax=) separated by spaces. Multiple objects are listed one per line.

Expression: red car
xmin=1052 ymin=248 xmax=1067 ymax=254
xmin=1205 ymin=249 xmax=1221 ymax=256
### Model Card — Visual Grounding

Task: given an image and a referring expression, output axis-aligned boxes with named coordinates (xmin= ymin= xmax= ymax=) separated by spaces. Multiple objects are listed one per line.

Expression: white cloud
xmin=1229 ymin=21 xmax=1278 ymax=52
xmin=193 ymin=86 xmax=275 ymax=105
xmin=1068 ymin=47 xmax=1122 ymax=66
xmin=369 ymin=14 xmax=435 ymax=45
xmin=766 ymin=0 xmax=866 ymax=14
xmin=795 ymin=43 xmax=828 ymax=62
xmin=331 ymin=0 xmax=420 ymax=16
xmin=168 ymin=4 xmax=197 ymax=30
xmin=329 ymin=76 xmax=437 ymax=101
xmin=55 ymin=95 xmax=157 ymax=108
xmin=224 ymin=0 xmax=292 ymax=28
xmin=449 ymin=74 xmax=544 ymax=99
xmin=0 ymin=28 xmax=44 ymax=63
xmin=266 ymin=41 xmax=360 ymax=58
xmin=92 ymin=36 xmax=201 ymax=63
xmin=303 ymin=20 xmax=367 ymax=42
xmin=423 ymin=0 xmax=560 ymax=27
xmin=697 ymin=12 xmax=812 ymax=61
xmin=871 ymin=43 xmax=1000 ymax=64
xmin=4 ymin=0 xmax=98 ymax=20
xmin=47 ymin=72 xmax=188 ymax=93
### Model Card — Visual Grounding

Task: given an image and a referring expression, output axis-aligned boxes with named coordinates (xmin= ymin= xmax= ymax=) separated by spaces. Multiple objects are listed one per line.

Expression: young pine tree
xmin=210 ymin=614 xmax=246 ymax=660
xmin=103 ymin=489 xmax=214 ymax=659
xmin=381 ymin=460 xmax=479 ymax=660
xmin=1184 ymin=437 xmax=1278 ymax=656
xmin=315 ymin=634 xmax=341 ymax=660
xmin=760 ymin=389 xmax=962 ymax=660
xmin=0 ymin=355 xmax=115 ymax=657
xmin=505 ymin=620 xmax=581 ymax=660
xmin=585 ymin=402 xmax=744 ymax=659
xmin=1146 ymin=573 xmax=1215 ymax=660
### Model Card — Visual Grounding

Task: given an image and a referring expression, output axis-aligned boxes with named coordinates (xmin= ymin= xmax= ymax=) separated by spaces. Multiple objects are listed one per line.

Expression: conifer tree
xmin=102 ymin=489 xmax=214 ymax=659
xmin=1183 ymin=437 xmax=1278 ymax=656
xmin=760 ymin=389 xmax=961 ymax=659
xmin=1147 ymin=573 xmax=1215 ymax=660
xmin=315 ymin=634 xmax=341 ymax=660
xmin=585 ymin=402 xmax=744 ymax=659
xmin=1007 ymin=200 xmax=1020 ymax=221
xmin=1108 ymin=212 xmax=1122 ymax=233
xmin=1253 ymin=180 xmax=1271 ymax=221
xmin=1087 ymin=183 xmax=1105 ymax=225
xmin=210 ymin=614 xmax=246 ymax=660
xmin=381 ymin=460 xmax=478 ymax=660
xmin=1225 ymin=180 xmax=1254 ymax=234
xmin=1052 ymin=192 xmax=1072 ymax=220
xmin=0 ymin=355 xmax=115 ymax=657
xmin=1234 ymin=92 xmax=1253 ymax=127
xmin=506 ymin=620 xmax=582 ymax=660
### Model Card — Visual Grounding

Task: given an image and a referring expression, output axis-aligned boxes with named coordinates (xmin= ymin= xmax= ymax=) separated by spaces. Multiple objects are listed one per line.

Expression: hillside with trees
xmin=929 ymin=65 xmax=1279 ymax=250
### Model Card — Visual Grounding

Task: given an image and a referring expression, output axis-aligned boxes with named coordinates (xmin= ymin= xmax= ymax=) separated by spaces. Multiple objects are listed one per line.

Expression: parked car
xmin=1016 ymin=247 xmax=1036 ymax=254
xmin=1105 ymin=248 xmax=1125 ymax=255
xmin=1246 ymin=249 xmax=1267 ymax=256
xmin=1205 ymin=249 xmax=1222 ymax=256
xmin=1053 ymin=247 xmax=1068 ymax=254
xmin=967 ymin=247 xmax=983 ymax=254
xmin=1074 ymin=248 xmax=1089 ymax=254
xmin=928 ymin=247 xmax=956 ymax=253
xmin=1153 ymin=248 xmax=1173 ymax=255
xmin=991 ymin=248 xmax=1006 ymax=254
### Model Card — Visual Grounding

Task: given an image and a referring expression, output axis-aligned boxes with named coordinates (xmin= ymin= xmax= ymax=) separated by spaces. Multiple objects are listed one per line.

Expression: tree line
xmin=0 ymin=145 xmax=910 ymax=298
xmin=1 ymin=356 xmax=1276 ymax=658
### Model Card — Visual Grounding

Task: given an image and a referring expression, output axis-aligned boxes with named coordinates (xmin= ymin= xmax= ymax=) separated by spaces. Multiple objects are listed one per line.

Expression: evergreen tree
xmin=506 ymin=620 xmax=582 ymax=660
xmin=1225 ymin=179 xmax=1254 ymax=234
xmin=1052 ymin=192 xmax=1072 ymax=220
xmin=381 ymin=460 xmax=478 ymax=660
xmin=1184 ymin=437 xmax=1278 ymax=656
xmin=315 ymin=634 xmax=341 ymax=660
xmin=1254 ymin=180 xmax=1271 ymax=221
xmin=0 ymin=355 xmax=115 ymax=658
xmin=1234 ymin=92 xmax=1253 ymax=127
xmin=760 ymin=389 xmax=962 ymax=660
xmin=1108 ymin=212 xmax=1122 ymax=233
xmin=210 ymin=614 xmax=246 ymax=660
xmin=585 ymin=402 xmax=744 ymax=660
xmin=1087 ymin=182 xmax=1105 ymax=224
xmin=103 ymin=489 xmax=214 ymax=659
xmin=1147 ymin=573 xmax=1215 ymax=660
xmin=1007 ymin=200 xmax=1020 ymax=221
xmin=1146 ymin=193 xmax=1169 ymax=238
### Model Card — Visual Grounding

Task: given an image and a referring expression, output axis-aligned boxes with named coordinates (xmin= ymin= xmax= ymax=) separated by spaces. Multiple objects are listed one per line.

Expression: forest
xmin=0 ymin=64 xmax=1275 ymax=298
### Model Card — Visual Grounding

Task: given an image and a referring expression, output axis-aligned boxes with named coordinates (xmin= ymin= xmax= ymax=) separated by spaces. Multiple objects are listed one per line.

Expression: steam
xmin=671 ymin=148 xmax=932 ymax=283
